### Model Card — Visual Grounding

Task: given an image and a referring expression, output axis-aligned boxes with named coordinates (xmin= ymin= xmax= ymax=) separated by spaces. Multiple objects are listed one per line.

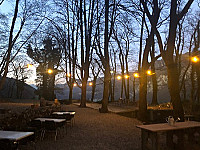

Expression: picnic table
xmin=52 ymin=111 xmax=76 ymax=127
xmin=52 ymin=111 xmax=75 ymax=115
xmin=137 ymin=121 xmax=200 ymax=150
xmin=35 ymin=118 xmax=66 ymax=140
xmin=0 ymin=130 xmax=34 ymax=149
xmin=35 ymin=118 xmax=66 ymax=123
xmin=0 ymin=130 xmax=34 ymax=141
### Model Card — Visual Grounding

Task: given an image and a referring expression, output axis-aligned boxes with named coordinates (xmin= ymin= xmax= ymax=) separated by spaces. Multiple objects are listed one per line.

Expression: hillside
xmin=0 ymin=77 xmax=37 ymax=100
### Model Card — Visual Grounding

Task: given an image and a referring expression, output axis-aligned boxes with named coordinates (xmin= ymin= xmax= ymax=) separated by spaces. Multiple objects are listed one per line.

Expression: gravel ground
xmin=34 ymin=104 xmax=142 ymax=150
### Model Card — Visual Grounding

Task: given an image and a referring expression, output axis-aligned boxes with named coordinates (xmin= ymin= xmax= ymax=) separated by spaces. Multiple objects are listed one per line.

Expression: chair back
xmin=0 ymin=139 xmax=17 ymax=150
xmin=44 ymin=120 xmax=56 ymax=130
xmin=30 ymin=120 xmax=42 ymax=129
xmin=65 ymin=115 xmax=73 ymax=121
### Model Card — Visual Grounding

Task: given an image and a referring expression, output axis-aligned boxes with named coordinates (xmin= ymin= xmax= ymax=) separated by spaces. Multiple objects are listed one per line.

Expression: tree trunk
xmin=0 ymin=0 xmax=19 ymax=90
xmin=100 ymin=0 xmax=110 ymax=113
xmin=69 ymin=85 xmax=73 ymax=102
xmin=150 ymin=36 xmax=158 ymax=105
xmin=100 ymin=64 xmax=110 ymax=113
xmin=16 ymin=80 xmax=20 ymax=99
xmin=109 ymin=80 xmax=112 ymax=102
xmin=126 ymin=78 xmax=130 ymax=100
xmin=91 ymin=77 xmax=97 ymax=102
xmin=138 ymin=31 xmax=154 ymax=122
xmin=80 ymin=77 xmax=87 ymax=107
xmin=183 ymin=81 xmax=186 ymax=101
xmin=111 ymin=73 xmax=116 ymax=102
xmin=42 ymin=74 xmax=47 ymax=100
xmin=167 ymin=63 xmax=184 ymax=119
xmin=190 ymin=60 xmax=195 ymax=105
xmin=139 ymin=70 xmax=148 ymax=122
xmin=133 ymin=78 xmax=135 ymax=102
xmin=151 ymin=69 xmax=158 ymax=105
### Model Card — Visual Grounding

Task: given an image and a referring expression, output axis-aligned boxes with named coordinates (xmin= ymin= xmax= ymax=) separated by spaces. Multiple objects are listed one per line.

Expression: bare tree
xmin=0 ymin=0 xmax=20 ymax=90
xmin=0 ymin=0 xmax=4 ymax=5
xmin=141 ymin=0 xmax=194 ymax=120
xmin=79 ymin=0 xmax=96 ymax=107
xmin=90 ymin=59 xmax=101 ymax=102
xmin=96 ymin=0 xmax=117 ymax=112
xmin=0 ymin=0 xmax=45 ymax=90
xmin=137 ymin=0 xmax=161 ymax=121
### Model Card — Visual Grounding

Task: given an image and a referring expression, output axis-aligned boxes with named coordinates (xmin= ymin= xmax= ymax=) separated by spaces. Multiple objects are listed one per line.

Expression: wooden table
xmin=35 ymin=118 xmax=66 ymax=123
xmin=0 ymin=130 xmax=34 ymax=141
xmin=136 ymin=121 xmax=200 ymax=150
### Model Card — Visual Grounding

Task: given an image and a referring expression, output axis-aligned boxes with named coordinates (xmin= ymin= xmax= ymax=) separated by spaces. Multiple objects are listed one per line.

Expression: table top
xmin=35 ymin=118 xmax=66 ymax=123
xmin=0 ymin=130 xmax=34 ymax=141
xmin=52 ymin=111 xmax=76 ymax=115
xmin=136 ymin=121 xmax=200 ymax=132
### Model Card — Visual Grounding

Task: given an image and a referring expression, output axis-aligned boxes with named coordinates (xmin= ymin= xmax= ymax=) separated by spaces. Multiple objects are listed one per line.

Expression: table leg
xmin=141 ymin=130 xmax=148 ymax=150
xmin=166 ymin=131 xmax=174 ymax=150
xmin=187 ymin=128 xmax=195 ymax=143
xmin=141 ymin=130 xmax=159 ymax=150
xmin=176 ymin=130 xmax=184 ymax=150
xmin=151 ymin=132 xmax=159 ymax=150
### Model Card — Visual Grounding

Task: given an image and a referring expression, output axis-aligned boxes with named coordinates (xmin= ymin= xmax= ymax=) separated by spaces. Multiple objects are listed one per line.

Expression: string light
xmin=191 ymin=56 xmax=199 ymax=63
xmin=47 ymin=69 xmax=53 ymax=74
xmin=124 ymin=75 xmax=129 ymax=79
xmin=133 ymin=73 xmax=140 ymax=78
xmin=117 ymin=75 xmax=122 ymax=80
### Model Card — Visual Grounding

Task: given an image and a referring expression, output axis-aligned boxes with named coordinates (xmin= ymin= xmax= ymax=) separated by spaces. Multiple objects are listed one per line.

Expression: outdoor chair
xmin=43 ymin=120 xmax=59 ymax=141
xmin=0 ymin=139 xmax=18 ymax=150
xmin=17 ymin=134 xmax=36 ymax=150
xmin=66 ymin=111 xmax=76 ymax=127
xmin=66 ymin=115 xmax=73 ymax=126
xmin=28 ymin=120 xmax=44 ymax=140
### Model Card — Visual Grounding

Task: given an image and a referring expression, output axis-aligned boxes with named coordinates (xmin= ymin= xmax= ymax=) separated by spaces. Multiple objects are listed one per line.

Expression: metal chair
xmin=29 ymin=120 xmax=44 ymax=141
xmin=17 ymin=134 xmax=36 ymax=150
xmin=0 ymin=139 xmax=18 ymax=150
xmin=43 ymin=120 xmax=58 ymax=141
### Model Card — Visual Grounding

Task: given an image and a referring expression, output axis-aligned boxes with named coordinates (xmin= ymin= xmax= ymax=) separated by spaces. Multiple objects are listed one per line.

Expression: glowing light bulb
xmin=117 ymin=75 xmax=122 ymax=80
xmin=66 ymin=73 xmax=71 ymax=77
xmin=48 ymin=69 xmax=53 ymax=74
xmin=146 ymin=70 xmax=152 ymax=75
xmin=133 ymin=73 xmax=139 ymax=78
xmin=124 ymin=75 xmax=129 ymax=79
xmin=27 ymin=64 xmax=33 ymax=68
xmin=191 ymin=56 xmax=199 ymax=63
